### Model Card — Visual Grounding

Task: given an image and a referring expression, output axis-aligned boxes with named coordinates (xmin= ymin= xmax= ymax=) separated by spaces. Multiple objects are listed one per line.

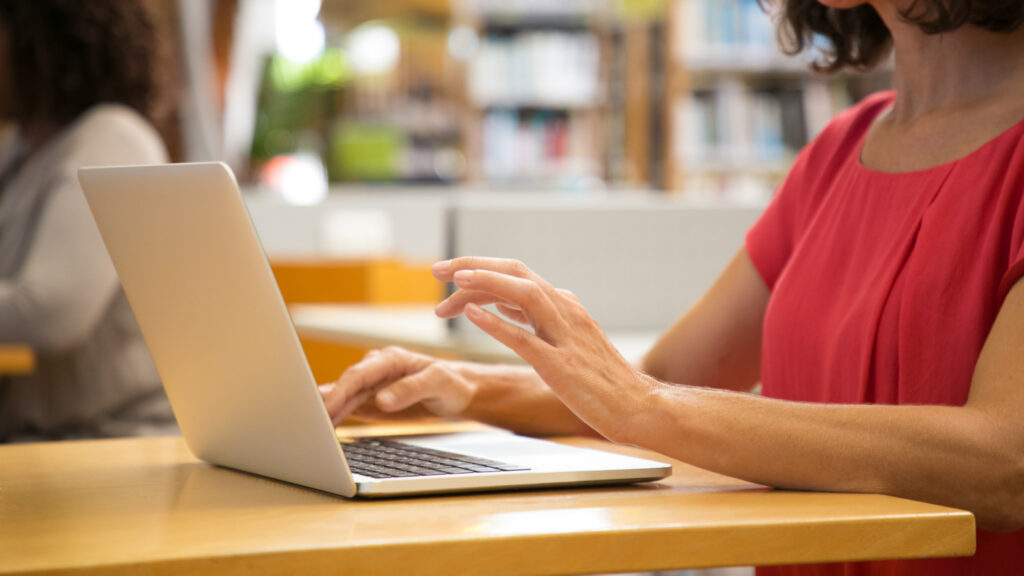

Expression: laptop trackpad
xmin=398 ymin=432 xmax=652 ymax=473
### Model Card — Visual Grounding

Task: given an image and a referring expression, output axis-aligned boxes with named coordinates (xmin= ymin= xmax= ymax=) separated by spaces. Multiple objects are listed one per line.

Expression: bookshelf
xmin=246 ymin=0 xmax=889 ymax=195
xmin=454 ymin=0 xmax=612 ymax=188
xmin=242 ymin=1 xmax=467 ymax=187
xmin=665 ymin=0 xmax=890 ymax=198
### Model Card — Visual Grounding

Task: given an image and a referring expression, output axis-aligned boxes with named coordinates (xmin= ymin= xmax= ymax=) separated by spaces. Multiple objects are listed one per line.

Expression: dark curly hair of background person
xmin=0 ymin=0 xmax=172 ymax=127
xmin=775 ymin=0 xmax=1024 ymax=72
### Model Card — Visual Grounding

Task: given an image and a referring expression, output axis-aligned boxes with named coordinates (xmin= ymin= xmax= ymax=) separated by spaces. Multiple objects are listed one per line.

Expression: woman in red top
xmin=320 ymin=0 xmax=1024 ymax=573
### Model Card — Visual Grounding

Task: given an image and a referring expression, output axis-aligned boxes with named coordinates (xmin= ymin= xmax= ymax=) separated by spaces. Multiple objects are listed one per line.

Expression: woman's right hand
xmin=319 ymin=346 xmax=477 ymax=427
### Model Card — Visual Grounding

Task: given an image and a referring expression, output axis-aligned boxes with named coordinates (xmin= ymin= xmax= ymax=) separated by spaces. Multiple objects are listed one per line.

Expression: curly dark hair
xmin=775 ymin=0 xmax=1024 ymax=72
xmin=0 ymin=0 xmax=172 ymax=128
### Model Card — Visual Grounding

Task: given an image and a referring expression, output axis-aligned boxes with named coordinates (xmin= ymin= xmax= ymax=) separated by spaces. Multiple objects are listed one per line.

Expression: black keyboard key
xmin=341 ymin=437 xmax=530 ymax=478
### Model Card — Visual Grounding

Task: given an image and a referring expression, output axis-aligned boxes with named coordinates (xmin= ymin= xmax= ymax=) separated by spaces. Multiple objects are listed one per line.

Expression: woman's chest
xmin=762 ymin=167 xmax=1009 ymax=404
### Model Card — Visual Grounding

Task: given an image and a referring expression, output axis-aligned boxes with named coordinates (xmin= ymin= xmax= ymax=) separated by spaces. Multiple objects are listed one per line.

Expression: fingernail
xmin=432 ymin=260 xmax=452 ymax=274
xmin=453 ymin=269 xmax=474 ymax=286
xmin=435 ymin=299 xmax=458 ymax=319
xmin=377 ymin=390 xmax=396 ymax=409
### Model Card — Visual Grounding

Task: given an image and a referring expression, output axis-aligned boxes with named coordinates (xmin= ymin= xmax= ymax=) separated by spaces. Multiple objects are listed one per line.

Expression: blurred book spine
xmin=458 ymin=0 xmax=609 ymax=188
xmin=673 ymin=82 xmax=824 ymax=174
xmin=481 ymin=109 xmax=597 ymax=183
xmin=469 ymin=32 xmax=601 ymax=109
xmin=459 ymin=0 xmax=610 ymax=21
xmin=666 ymin=0 xmax=887 ymax=199
xmin=676 ymin=0 xmax=798 ymax=70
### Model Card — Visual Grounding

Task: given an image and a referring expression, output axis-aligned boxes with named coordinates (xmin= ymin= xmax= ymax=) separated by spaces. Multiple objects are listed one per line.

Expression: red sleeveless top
xmin=746 ymin=91 xmax=1024 ymax=575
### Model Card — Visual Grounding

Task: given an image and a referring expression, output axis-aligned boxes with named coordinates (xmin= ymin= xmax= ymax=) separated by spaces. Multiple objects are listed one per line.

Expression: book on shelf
xmin=672 ymin=79 xmax=849 ymax=177
xmin=480 ymin=109 xmax=598 ymax=183
xmin=674 ymin=0 xmax=805 ymax=71
xmin=468 ymin=31 xmax=602 ymax=109
xmin=458 ymin=0 xmax=610 ymax=22
xmin=461 ymin=5 xmax=607 ymax=186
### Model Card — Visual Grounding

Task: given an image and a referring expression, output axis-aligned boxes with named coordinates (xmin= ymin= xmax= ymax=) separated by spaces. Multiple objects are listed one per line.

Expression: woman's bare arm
xmin=641 ymin=249 xmax=767 ymax=391
xmin=438 ymin=255 xmax=1024 ymax=531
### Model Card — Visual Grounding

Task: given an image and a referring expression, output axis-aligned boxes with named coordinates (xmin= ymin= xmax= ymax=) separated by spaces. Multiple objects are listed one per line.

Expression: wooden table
xmin=290 ymin=304 xmax=659 ymax=364
xmin=0 ymin=345 xmax=34 ymax=376
xmin=0 ymin=431 xmax=974 ymax=575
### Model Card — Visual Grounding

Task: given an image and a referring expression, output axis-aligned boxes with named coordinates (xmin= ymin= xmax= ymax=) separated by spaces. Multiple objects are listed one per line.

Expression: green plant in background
xmin=251 ymin=17 xmax=459 ymax=185
xmin=616 ymin=0 xmax=666 ymax=20
xmin=269 ymin=48 xmax=350 ymax=92
xmin=250 ymin=48 xmax=351 ymax=168
xmin=329 ymin=121 xmax=403 ymax=182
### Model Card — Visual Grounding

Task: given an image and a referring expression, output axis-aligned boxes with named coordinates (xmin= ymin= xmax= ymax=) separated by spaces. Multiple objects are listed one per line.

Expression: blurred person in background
xmin=0 ymin=0 xmax=177 ymax=441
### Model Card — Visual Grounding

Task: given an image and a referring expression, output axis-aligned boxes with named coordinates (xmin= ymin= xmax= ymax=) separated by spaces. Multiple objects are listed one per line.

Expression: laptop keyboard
xmin=342 ymin=438 xmax=530 ymax=479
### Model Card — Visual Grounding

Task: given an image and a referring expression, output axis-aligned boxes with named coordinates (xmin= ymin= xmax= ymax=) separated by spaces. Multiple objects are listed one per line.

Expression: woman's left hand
xmin=432 ymin=257 xmax=655 ymax=443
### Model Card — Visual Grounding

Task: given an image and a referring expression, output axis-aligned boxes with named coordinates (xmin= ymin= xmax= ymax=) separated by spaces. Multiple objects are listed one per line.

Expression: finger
xmin=435 ymin=287 xmax=521 ymax=319
xmin=320 ymin=383 xmax=343 ymax=412
xmin=452 ymin=269 xmax=566 ymax=336
xmin=557 ymin=288 xmax=579 ymax=302
xmin=438 ymin=258 xmax=569 ymax=320
xmin=375 ymin=363 xmax=473 ymax=416
xmin=495 ymin=302 xmax=529 ymax=324
xmin=320 ymin=384 xmax=348 ymax=424
xmin=465 ymin=303 xmax=554 ymax=366
xmin=331 ymin=387 xmax=378 ymax=426
xmin=323 ymin=347 xmax=424 ymax=421
xmin=322 ymin=362 xmax=378 ymax=421
xmin=436 ymin=257 xmax=547 ymax=285
xmin=450 ymin=258 xmax=573 ymax=315
xmin=350 ymin=399 xmax=432 ymax=422
xmin=434 ymin=288 xmax=529 ymax=324
xmin=324 ymin=374 xmax=393 ymax=426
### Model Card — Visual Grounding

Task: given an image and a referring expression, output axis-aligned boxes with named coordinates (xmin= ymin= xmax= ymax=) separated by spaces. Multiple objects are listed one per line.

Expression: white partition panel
xmin=450 ymin=198 xmax=763 ymax=333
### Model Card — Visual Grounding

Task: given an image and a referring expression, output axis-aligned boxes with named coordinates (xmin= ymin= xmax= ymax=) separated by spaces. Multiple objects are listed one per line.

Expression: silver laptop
xmin=78 ymin=162 xmax=671 ymax=498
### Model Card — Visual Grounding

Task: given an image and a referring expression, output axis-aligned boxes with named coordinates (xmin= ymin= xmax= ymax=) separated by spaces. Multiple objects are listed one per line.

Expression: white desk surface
xmin=289 ymin=304 xmax=660 ymax=364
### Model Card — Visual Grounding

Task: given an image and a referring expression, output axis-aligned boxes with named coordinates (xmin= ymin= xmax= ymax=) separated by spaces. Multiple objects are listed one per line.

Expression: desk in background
xmin=0 ymin=429 xmax=974 ymax=576
xmin=290 ymin=303 xmax=660 ymax=364
xmin=0 ymin=345 xmax=34 ymax=376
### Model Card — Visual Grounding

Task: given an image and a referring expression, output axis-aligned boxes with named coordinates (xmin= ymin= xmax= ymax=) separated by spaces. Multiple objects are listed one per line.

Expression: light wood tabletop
xmin=0 ymin=430 xmax=974 ymax=576
xmin=0 ymin=345 xmax=34 ymax=376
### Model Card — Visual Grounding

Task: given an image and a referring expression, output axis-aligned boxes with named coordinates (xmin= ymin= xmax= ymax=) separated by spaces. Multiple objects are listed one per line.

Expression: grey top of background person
xmin=0 ymin=105 xmax=176 ymax=441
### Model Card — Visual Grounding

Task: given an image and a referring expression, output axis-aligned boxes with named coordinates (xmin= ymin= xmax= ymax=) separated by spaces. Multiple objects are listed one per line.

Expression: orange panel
xmin=271 ymin=258 xmax=442 ymax=380
xmin=299 ymin=338 xmax=367 ymax=384
xmin=271 ymin=259 xmax=442 ymax=305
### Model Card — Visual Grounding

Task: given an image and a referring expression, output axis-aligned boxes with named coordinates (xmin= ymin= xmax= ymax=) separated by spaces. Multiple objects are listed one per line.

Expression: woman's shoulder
xmin=803 ymin=90 xmax=895 ymax=164
xmin=60 ymin=104 xmax=168 ymax=168
xmin=780 ymin=91 xmax=895 ymax=199
xmin=763 ymin=92 xmax=896 ymax=237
